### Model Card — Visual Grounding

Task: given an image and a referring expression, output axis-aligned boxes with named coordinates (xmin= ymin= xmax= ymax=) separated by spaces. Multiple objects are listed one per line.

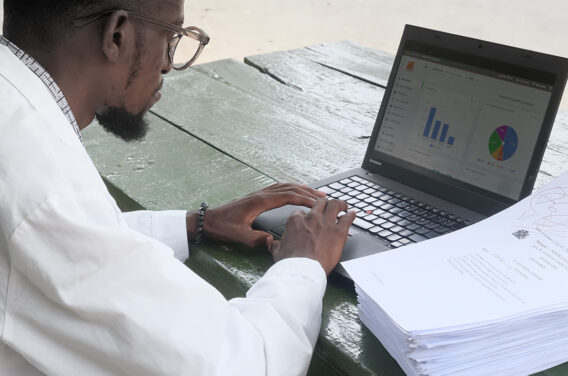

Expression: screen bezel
xmin=362 ymin=25 xmax=568 ymax=215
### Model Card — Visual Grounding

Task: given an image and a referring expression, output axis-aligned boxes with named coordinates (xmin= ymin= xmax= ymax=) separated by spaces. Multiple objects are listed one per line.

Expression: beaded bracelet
xmin=194 ymin=202 xmax=208 ymax=244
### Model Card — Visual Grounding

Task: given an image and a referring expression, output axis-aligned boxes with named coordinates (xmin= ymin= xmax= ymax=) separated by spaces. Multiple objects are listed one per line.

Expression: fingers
xmin=337 ymin=209 xmax=357 ymax=229
xmin=261 ymin=191 xmax=318 ymax=211
xmin=261 ymin=183 xmax=326 ymax=200
xmin=307 ymin=198 xmax=328 ymax=217
xmin=322 ymin=199 xmax=348 ymax=222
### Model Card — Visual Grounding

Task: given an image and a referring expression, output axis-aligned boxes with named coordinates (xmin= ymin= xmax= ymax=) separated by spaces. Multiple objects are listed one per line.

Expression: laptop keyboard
xmin=317 ymin=175 xmax=471 ymax=248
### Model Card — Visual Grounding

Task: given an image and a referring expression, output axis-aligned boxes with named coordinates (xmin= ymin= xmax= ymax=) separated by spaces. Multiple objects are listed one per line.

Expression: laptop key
xmin=405 ymin=223 xmax=421 ymax=231
xmin=405 ymin=205 xmax=419 ymax=212
xmin=390 ymin=226 xmax=404 ymax=233
xmin=416 ymin=218 xmax=430 ymax=225
xmin=416 ymin=227 xmax=430 ymax=235
xmin=387 ymin=234 xmax=402 ymax=242
xmin=389 ymin=207 xmax=404 ymax=214
xmin=409 ymin=234 xmax=427 ymax=242
xmin=373 ymin=218 xmax=387 ymax=225
xmin=399 ymin=229 xmax=414 ymax=237
xmin=391 ymin=241 xmax=403 ymax=248
xmin=353 ymin=217 xmax=373 ymax=230
xmin=389 ymin=216 xmax=403 ymax=223
xmin=378 ymin=229 xmax=393 ymax=238
xmin=369 ymin=226 xmax=382 ymax=234
xmin=398 ymin=211 xmax=412 ymax=218
xmin=380 ymin=203 xmax=394 ymax=211
xmin=425 ymin=231 xmax=439 ymax=239
xmin=398 ymin=219 xmax=412 ymax=227
xmin=407 ymin=214 xmax=421 ymax=221
xmin=434 ymin=225 xmax=451 ymax=234
xmin=330 ymin=191 xmax=342 ymax=199
xmin=317 ymin=186 xmax=336 ymax=194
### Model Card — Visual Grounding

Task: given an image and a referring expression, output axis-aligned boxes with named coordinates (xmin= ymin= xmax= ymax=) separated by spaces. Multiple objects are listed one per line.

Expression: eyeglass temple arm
xmin=120 ymin=11 xmax=210 ymax=45
xmin=73 ymin=10 xmax=210 ymax=45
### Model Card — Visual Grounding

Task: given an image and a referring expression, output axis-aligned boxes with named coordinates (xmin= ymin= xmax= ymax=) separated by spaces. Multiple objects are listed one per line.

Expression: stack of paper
xmin=343 ymin=171 xmax=568 ymax=376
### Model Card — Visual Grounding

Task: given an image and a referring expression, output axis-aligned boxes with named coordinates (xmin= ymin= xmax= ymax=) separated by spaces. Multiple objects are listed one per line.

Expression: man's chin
xmin=95 ymin=106 xmax=149 ymax=142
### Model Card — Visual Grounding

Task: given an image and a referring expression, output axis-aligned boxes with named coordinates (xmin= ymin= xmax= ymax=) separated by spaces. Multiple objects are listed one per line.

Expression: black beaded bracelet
xmin=194 ymin=202 xmax=208 ymax=244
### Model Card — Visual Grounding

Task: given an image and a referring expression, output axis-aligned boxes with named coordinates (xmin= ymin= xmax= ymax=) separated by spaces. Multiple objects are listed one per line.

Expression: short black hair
xmin=3 ymin=0 xmax=149 ymax=50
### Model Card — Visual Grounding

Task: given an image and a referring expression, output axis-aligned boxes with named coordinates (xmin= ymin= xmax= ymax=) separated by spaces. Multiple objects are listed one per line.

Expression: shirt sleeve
xmin=4 ymin=190 xmax=327 ymax=376
xmin=121 ymin=210 xmax=189 ymax=262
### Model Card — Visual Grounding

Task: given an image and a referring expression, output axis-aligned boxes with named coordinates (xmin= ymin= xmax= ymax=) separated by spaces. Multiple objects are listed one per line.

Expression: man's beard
xmin=95 ymin=107 xmax=149 ymax=142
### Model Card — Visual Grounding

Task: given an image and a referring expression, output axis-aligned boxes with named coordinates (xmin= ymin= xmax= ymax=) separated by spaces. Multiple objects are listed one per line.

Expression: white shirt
xmin=0 ymin=42 xmax=327 ymax=375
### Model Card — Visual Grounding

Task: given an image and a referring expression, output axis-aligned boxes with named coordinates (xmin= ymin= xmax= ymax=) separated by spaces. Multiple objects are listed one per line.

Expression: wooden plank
xmin=151 ymin=56 xmax=383 ymax=183
xmin=258 ymin=40 xmax=395 ymax=88
xmin=82 ymin=113 xmax=274 ymax=211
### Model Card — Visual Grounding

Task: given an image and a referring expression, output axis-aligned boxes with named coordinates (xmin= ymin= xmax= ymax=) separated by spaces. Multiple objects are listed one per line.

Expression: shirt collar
xmin=0 ymin=36 xmax=84 ymax=145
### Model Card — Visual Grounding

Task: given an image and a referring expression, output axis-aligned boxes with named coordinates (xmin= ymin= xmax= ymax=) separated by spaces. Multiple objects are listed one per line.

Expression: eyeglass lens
xmin=170 ymin=34 xmax=201 ymax=68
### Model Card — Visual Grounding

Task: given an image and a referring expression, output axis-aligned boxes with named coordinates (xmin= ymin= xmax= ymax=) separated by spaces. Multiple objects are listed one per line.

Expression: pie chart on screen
xmin=489 ymin=125 xmax=518 ymax=161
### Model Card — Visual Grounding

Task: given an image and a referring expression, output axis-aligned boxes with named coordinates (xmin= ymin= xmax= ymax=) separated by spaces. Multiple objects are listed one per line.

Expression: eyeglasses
xmin=73 ymin=10 xmax=210 ymax=70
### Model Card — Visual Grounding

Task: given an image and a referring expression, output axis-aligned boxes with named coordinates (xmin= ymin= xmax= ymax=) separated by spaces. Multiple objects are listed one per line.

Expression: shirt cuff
xmin=121 ymin=210 xmax=189 ymax=262
xmin=261 ymin=257 xmax=327 ymax=293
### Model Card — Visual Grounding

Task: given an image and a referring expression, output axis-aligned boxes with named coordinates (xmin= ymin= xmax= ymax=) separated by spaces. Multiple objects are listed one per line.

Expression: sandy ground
xmin=1 ymin=1 xmax=567 ymax=109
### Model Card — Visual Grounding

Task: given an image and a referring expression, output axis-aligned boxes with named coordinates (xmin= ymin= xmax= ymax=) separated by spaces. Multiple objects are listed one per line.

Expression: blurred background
xmin=1 ymin=0 xmax=567 ymax=109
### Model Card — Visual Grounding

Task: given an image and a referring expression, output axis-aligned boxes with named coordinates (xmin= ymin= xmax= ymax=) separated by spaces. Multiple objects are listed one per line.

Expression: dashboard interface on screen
xmin=372 ymin=42 xmax=553 ymax=200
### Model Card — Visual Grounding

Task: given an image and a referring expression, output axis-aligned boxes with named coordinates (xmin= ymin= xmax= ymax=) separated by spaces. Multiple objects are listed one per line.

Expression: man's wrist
xmin=186 ymin=203 xmax=209 ymax=243
xmin=186 ymin=210 xmax=198 ymax=242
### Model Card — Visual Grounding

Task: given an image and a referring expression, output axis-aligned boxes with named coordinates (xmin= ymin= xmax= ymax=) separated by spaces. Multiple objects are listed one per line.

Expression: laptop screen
xmin=371 ymin=40 xmax=554 ymax=201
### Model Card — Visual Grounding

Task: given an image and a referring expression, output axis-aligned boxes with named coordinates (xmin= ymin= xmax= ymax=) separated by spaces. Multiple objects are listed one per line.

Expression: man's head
xmin=3 ymin=0 xmax=185 ymax=141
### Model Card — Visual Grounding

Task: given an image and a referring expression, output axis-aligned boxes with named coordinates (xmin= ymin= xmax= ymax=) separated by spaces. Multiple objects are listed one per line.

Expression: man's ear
xmin=101 ymin=10 xmax=131 ymax=62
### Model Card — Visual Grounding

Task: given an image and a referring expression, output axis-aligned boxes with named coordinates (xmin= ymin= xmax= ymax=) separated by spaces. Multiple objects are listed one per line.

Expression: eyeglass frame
xmin=73 ymin=9 xmax=210 ymax=70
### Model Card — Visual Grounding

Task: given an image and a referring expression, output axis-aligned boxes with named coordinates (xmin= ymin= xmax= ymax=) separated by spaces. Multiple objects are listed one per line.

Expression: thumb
xmin=244 ymin=230 xmax=273 ymax=248
xmin=267 ymin=238 xmax=280 ymax=256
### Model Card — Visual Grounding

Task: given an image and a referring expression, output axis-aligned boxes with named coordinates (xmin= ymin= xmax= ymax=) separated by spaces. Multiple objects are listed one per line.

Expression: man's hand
xmin=267 ymin=199 xmax=356 ymax=275
xmin=186 ymin=183 xmax=326 ymax=247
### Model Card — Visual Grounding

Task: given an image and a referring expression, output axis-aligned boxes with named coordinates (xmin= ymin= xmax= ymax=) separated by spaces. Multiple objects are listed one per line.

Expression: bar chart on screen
xmin=422 ymin=106 xmax=456 ymax=146
xmin=413 ymin=84 xmax=479 ymax=155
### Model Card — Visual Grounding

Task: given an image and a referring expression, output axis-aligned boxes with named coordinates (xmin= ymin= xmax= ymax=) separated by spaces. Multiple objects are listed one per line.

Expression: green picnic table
xmin=82 ymin=41 xmax=568 ymax=376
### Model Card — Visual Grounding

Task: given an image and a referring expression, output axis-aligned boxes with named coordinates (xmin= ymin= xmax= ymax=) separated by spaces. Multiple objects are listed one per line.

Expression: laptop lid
xmin=362 ymin=25 xmax=568 ymax=216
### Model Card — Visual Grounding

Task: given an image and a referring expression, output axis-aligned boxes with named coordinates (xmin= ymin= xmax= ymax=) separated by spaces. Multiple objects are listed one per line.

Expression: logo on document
xmin=512 ymin=229 xmax=530 ymax=240
xmin=406 ymin=61 xmax=415 ymax=71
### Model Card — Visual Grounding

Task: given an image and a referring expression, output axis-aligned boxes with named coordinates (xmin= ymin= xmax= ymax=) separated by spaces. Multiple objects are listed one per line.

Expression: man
xmin=0 ymin=0 xmax=356 ymax=375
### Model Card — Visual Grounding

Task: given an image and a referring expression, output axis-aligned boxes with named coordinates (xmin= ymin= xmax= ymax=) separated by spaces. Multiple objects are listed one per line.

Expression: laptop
xmin=253 ymin=25 xmax=568 ymax=277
